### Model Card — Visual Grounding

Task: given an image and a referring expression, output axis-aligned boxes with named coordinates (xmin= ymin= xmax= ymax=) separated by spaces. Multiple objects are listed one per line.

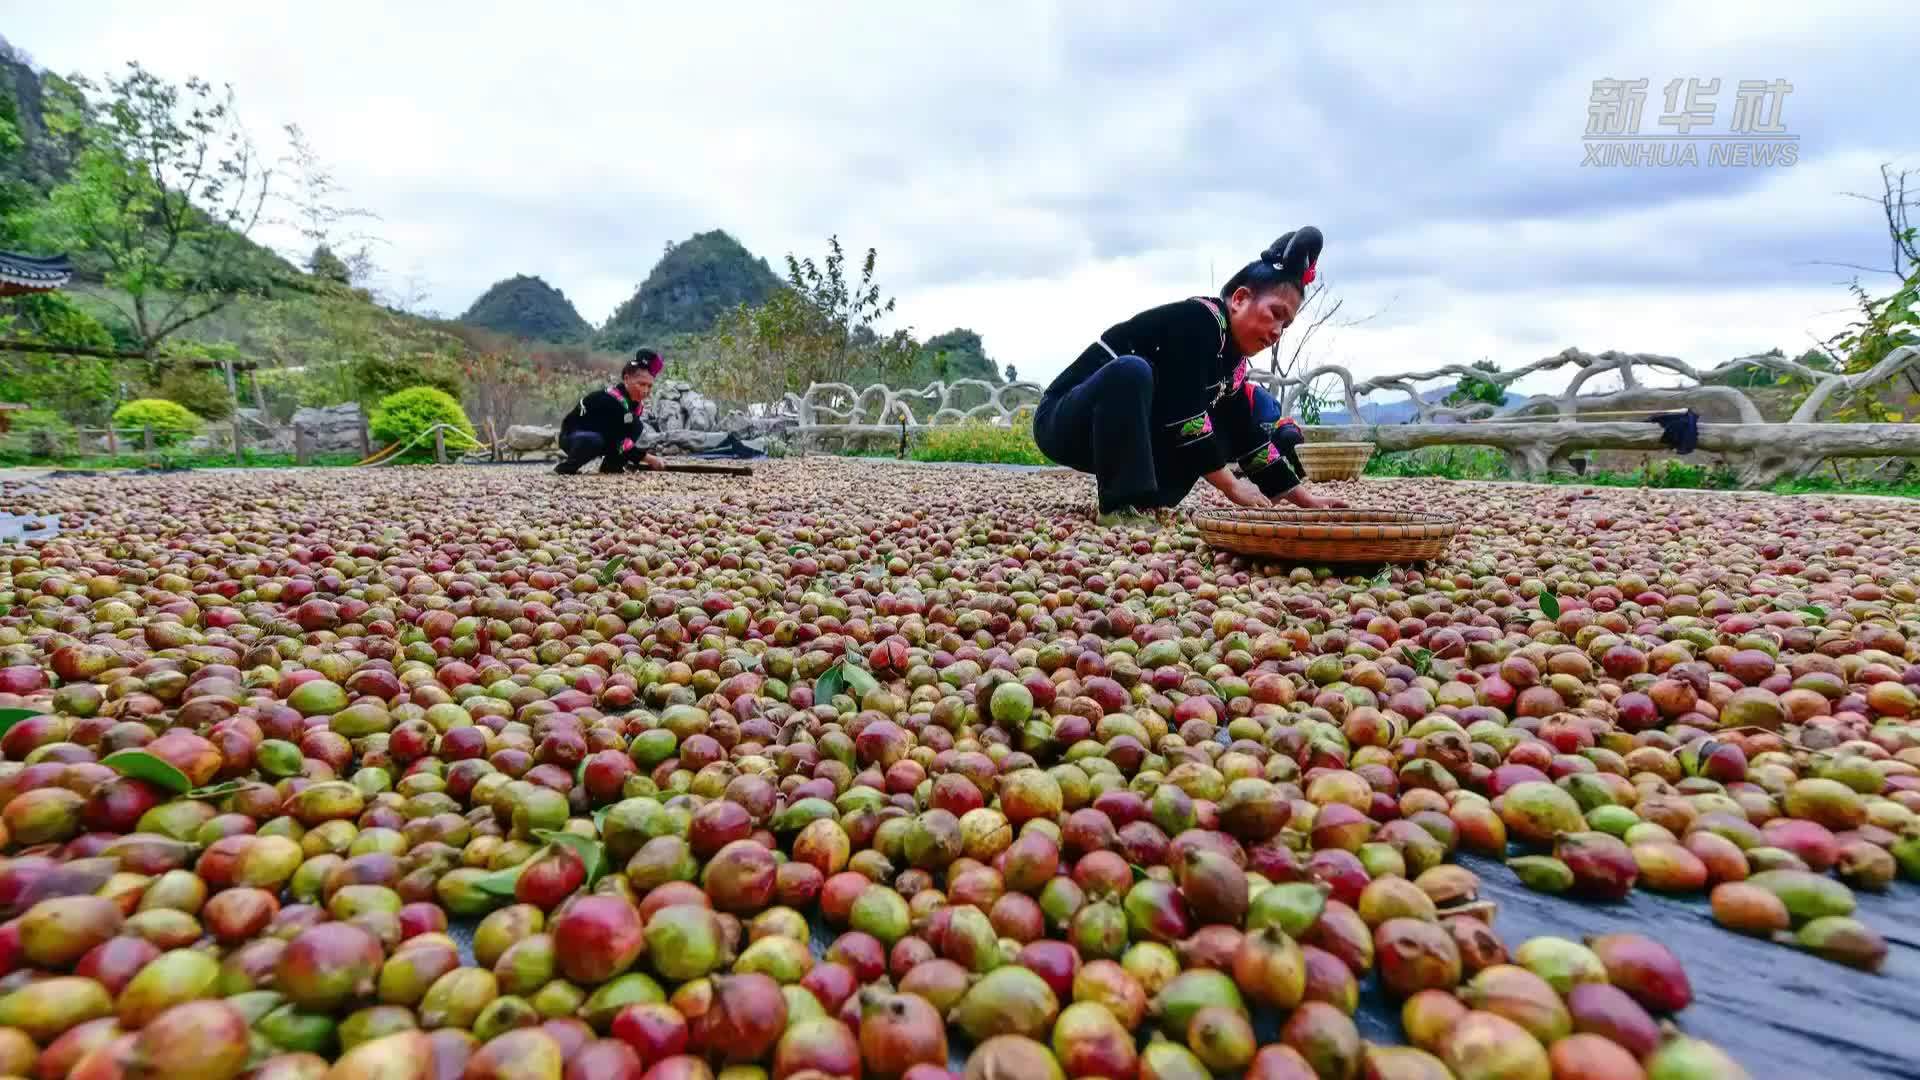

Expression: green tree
xmin=308 ymin=244 xmax=351 ymax=285
xmin=1443 ymin=359 xmax=1507 ymax=410
xmin=1810 ymin=266 xmax=1920 ymax=422
xmin=34 ymin=62 xmax=281 ymax=357
xmin=350 ymin=349 xmax=464 ymax=407
xmin=694 ymin=236 xmax=921 ymax=402
xmin=147 ymin=345 xmax=238 ymax=420
xmin=0 ymin=81 xmax=31 ymax=241
xmin=0 ymin=67 xmax=119 ymax=421
xmin=1719 ymin=348 xmax=1787 ymax=388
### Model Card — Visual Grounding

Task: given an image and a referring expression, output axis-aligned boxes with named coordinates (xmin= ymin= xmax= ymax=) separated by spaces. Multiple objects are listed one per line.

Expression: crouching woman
xmin=555 ymin=349 xmax=668 ymax=474
xmin=1032 ymin=227 xmax=1344 ymax=523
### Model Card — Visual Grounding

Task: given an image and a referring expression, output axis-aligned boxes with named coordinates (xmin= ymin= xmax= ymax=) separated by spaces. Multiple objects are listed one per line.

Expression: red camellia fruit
xmin=684 ymin=973 xmax=787 ymax=1066
xmin=553 ymin=895 xmax=647 ymax=985
xmin=613 ymin=1003 xmax=690 ymax=1064
xmin=858 ymin=989 xmax=948 ymax=1080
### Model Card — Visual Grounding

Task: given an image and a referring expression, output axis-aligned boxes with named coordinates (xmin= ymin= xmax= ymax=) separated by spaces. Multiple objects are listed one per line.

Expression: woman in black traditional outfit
xmin=554 ymin=350 xmax=669 ymax=475
xmin=1034 ymin=227 xmax=1343 ymax=523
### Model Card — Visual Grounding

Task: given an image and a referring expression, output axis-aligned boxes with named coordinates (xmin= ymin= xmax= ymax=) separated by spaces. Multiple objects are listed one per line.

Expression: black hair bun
xmin=1260 ymin=227 xmax=1324 ymax=277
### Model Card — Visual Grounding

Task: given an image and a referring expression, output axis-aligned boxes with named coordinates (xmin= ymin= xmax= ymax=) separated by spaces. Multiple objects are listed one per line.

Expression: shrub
xmin=370 ymin=386 xmax=477 ymax=461
xmin=1366 ymin=446 xmax=1509 ymax=480
xmin=911 ymin=413 xmax=1048 ymax=466
xmin=111 ymin=399 xmax=205 ymax=447
xmin=152 ymin=366 xmax=236 ymax=420
xmin=352 ymin=352 xmax=465 ymax=408
xmin=0 ymin=409 xmax=75 ymax=460
xmin=9 ymin=408 xmax=73 ymax=439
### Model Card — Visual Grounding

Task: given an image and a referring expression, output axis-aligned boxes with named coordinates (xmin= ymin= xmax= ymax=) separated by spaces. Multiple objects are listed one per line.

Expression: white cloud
xmin=7 ymin=2 xmax=1915 ymax=390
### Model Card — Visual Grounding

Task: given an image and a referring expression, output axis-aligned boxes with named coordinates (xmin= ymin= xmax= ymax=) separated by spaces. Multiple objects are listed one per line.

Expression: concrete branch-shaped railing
xmin=1306 ymin=420 xmax=1920 ymax=486
xmin=1264 ymin=345 xmax=1920 ymax=425
xmin=783 ymin=378 xmax=1045 ymax=446
xmin=1261 ymin=344 xmax=1920 ymax=485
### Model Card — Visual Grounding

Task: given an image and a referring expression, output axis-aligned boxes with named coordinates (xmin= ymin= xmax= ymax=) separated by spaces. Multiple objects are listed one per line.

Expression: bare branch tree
xmin=274 ymin=123 xmax=384 ymax=285
xmin=376 ymin=264 xmax=437 ymax=316
xmin=1804 ymin=161 xmax=1918 ymax=281
xmin=1259 ymin=276 xmax=1397 ymax=407
xmin=1845 ymin=162 xmax=1918 ymax=279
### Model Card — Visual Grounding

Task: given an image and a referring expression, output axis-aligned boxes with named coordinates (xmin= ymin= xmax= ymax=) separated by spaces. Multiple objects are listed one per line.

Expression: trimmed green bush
xmin=370 ymin=386 xmax=477 ymax=460
xmin=111 ymin=399 xmax=205 ymax=447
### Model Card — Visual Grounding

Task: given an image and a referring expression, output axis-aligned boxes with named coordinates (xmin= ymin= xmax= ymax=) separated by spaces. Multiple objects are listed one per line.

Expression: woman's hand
xmin=1287 ymin=486 xmax=1347 ymax=509
xmin=1227 ymin=477 xmax=1272 ymax=508
xmin=642 ymin=453 xmax=666 ymax=471
xmin=1204 ymin=466 xmax=1272 ymax=508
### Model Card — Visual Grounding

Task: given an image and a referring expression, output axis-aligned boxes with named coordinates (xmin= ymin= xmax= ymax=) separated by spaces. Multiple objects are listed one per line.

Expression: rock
xmin=663 ymin=430 xmax=732 ymax=453
xmin=683 ymin=392 xmax=718 ymax=432
xmin=721 ymin=410 xmax=795 ymax=441
xmin=1851 ymin=457 xmax=1916 ymax=486
xmin=182 ymin=417 xmax=290 ymax=454
xmin=235 ymin=409 xmax=294 ymax=453
xmin=291 ymin=404 xmax=368 ymax=454
xmin=504 ymin=425 xmax=558 ymax=452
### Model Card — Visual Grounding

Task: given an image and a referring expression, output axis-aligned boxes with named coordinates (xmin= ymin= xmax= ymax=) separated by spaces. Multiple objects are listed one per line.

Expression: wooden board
xmin=656 ymin=461 xmax=754 ymax=477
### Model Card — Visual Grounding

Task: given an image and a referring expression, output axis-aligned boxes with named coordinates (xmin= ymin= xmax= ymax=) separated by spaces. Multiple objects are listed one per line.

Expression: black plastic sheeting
xmin=450 ymin=855 xmax=1918 ymax=1080
xmin=1435 ymin=854 xmax=1920 ymax=1080
xmin=0 ymin=511 xmax=60 ymax=542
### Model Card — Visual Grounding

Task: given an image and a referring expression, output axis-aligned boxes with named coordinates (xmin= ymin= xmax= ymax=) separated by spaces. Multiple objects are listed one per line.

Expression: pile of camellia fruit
xmin=0 ymin=460 xmax=1915 ymax=1080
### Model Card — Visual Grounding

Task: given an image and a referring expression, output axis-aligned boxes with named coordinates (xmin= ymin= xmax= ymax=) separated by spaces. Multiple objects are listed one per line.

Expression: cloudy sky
xmin=8 ymin=3 xmax=1917 ymax=396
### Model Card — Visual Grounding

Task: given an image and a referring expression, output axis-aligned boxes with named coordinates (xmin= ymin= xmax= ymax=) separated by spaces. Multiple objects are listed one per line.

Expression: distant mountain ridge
xmin=595 ymin=230 xmax=782 ymax=352
xmin=461 ymin=231 xmax=1006 ymax=388
xmin=458 ymin=274 xmax=590 ymax=344
xmin=1314 ymin=383 xmax=1520 ymax=425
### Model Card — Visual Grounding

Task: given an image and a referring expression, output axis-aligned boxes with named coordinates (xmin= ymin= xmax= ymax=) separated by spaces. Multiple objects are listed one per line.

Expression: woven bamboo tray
xmin=1194 ymin=507 xmax=1459 ymax=563
xmin=1294 ymin=441 xmax=1375 ymax=481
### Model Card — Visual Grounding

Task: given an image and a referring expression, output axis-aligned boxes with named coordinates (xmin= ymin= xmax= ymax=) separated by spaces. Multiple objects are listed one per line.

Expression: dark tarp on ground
xmin=447 ymin=849 xmax=1919 ymax=1079
xmin=631 ymin=430 xmax=770 ymax=460
xmin=686 ymin=432 xmax=769 ymax=460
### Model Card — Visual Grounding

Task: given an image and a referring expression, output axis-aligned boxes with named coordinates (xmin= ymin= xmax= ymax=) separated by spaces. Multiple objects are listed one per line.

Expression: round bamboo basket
xmin=1194 ymin=508 xmax=1460 ymax=563
xmin=1294 ymin=441 xmax=1375 ymax=481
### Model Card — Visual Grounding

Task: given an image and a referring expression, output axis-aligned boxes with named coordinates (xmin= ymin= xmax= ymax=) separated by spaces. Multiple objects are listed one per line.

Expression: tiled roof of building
xmin=0 ymin=251 xmax=73 ymax=295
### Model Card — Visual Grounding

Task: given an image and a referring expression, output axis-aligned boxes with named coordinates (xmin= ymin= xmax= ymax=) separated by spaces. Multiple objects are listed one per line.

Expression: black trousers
xmin=1033 ymin=355 xmax=1201 ymax=513
xmin=554 ymin=431 xmax=631 ymax=474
